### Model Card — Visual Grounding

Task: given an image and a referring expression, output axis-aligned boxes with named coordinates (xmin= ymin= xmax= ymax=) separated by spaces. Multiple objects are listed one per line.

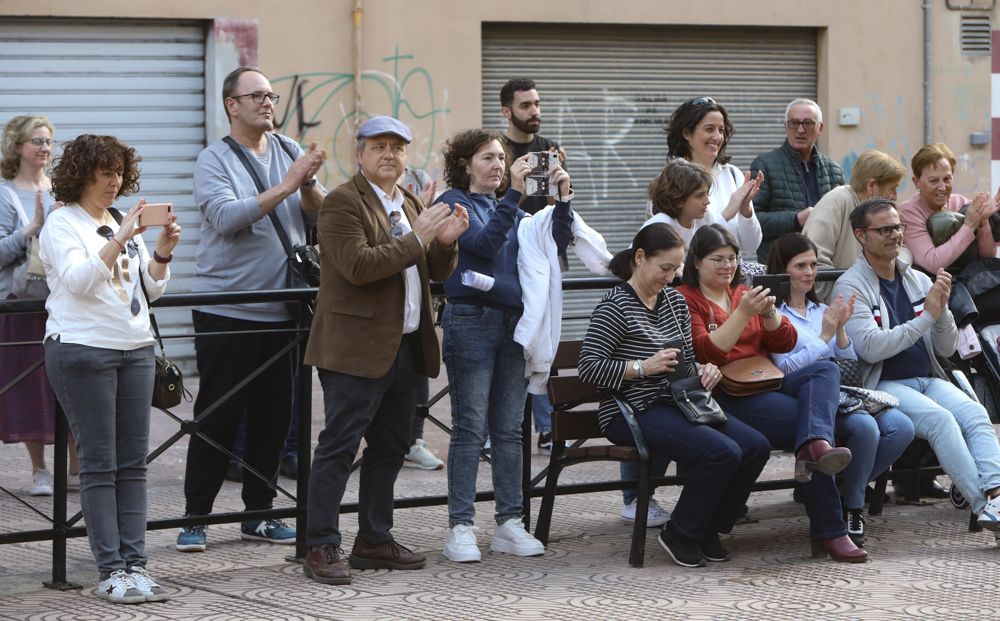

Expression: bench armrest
xmin=610 ymin=391 xmax=650 ymax=462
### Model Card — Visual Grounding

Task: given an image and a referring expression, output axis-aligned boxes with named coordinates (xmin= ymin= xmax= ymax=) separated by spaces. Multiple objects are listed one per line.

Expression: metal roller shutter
xmin=0 ymin=18 xmax=205 ymax=369
xmin=482 ymin=24 xmax=817 ymax=337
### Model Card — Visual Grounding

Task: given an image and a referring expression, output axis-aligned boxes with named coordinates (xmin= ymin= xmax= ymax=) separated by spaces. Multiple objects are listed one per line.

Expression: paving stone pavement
xmin=2 ymin=372 xmax=1000 ymax=620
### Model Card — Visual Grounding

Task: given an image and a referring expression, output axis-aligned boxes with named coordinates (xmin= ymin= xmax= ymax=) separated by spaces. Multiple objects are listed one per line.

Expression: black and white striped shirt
xmin=579 ymin=284 xmax=697 ymax=432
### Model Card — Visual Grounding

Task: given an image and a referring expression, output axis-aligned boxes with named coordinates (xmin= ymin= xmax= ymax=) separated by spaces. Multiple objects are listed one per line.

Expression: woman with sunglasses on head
xmin=664 ymin=97 xmax=763 ymax=261
xmin=40 ymin=134 xmax=181 ymax=604
xmin=0 ymin=114 xmax=80 ymax=496
xmin=677 ymin=224 xmax=867 ymax=562
xmin=766 ymin=233 xmax=914 ymax=547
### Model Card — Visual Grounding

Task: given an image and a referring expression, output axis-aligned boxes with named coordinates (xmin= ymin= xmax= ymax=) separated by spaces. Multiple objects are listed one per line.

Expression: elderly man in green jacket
xmin=751 ymin=98 xmax=844 ymax=262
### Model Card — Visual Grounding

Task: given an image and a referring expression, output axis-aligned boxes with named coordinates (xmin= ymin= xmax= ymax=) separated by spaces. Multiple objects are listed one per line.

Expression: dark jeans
xmin=605 ymin=401 xmax=770 ymax=539
xmin=715 ymin=360 xmax=847 ymax=539
xmin=183 ymin=311 xmax=294 ymax=515
xmin=306 ymin=336 xmax=420 ymax=547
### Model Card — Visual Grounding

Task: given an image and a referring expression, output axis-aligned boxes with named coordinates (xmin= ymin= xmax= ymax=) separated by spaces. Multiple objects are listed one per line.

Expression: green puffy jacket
xmin=750 ymin=140 xmax=844 ymax=261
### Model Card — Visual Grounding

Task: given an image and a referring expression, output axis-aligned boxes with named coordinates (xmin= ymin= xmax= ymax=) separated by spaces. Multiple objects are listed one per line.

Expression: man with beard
xmin=177 ymin=66 xmax=327 ymax=552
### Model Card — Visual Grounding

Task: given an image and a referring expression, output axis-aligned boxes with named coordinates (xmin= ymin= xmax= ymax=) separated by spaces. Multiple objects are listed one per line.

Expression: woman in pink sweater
xmin=897 ymin=143 xmax=998 ymax=273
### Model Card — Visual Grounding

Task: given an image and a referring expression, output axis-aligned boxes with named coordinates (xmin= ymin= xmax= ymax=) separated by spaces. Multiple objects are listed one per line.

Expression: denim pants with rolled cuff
xmin=879 ymin=376 xmax=1000 ymax=515
xmin=715 ymin=360 xmax=848 ymax=540
xmin=835 ymin=408 xmax=915 ymax=510
xmin=44 ymin=338 xmax=154 ymax=578
xmin=443 ymin=303 xmax=528 ymax=527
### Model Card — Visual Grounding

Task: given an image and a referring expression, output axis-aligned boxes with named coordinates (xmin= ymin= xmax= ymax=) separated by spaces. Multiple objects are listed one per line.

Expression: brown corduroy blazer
xmin=303 ymin=172 xmax=457 ymax=378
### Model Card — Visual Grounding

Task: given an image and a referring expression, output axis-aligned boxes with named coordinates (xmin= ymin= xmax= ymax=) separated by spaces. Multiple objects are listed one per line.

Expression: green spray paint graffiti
xmin=272 ymin=47 xmax=449 ymax=184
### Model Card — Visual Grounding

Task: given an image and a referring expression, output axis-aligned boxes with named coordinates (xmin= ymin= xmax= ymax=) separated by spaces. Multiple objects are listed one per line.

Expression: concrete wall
xmin=2 ymin=0 xmax=994 ymax=195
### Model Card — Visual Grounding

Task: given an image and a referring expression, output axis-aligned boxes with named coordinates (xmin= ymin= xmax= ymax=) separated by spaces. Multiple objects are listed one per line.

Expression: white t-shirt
xmin=39 ymin=204 xmax=169 ymax=349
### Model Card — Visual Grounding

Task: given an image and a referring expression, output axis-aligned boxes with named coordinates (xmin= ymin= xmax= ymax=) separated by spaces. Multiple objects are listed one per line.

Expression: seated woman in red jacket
xmin=676 ymin=224 xmax=866 ymax=563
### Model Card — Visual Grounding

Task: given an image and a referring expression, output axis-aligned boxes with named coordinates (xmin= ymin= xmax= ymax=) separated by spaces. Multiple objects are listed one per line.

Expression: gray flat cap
xmin=356 ymin=116 xmax=412 ymax=143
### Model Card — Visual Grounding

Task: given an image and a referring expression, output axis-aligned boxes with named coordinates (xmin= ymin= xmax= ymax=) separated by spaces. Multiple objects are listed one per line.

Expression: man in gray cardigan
xmin=751 ymin=98 xmax=844 ymax=261
xmin=177 ymin=66 xmax=327 ymax=552
xmin=833 ymin=198 xmax=1000 ymax=536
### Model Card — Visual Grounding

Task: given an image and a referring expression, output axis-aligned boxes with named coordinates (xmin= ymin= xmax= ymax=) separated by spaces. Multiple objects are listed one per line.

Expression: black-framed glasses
xmin=27 ymin=137 xmax=52 ymax=147
xmin=96 ymin=225 xmax=137 ymax=257
xmin=860 ymin=223 xmax=906 ymax=238
xmin=230 ymin=91 xmax=280 ymax=105
xmin=785 ymin=119 xmax=818 ymax=131
xmin=689 ymin=97 xmax=716 ymax=107
xmin=389 ymin=211 xmax=403 ymax=238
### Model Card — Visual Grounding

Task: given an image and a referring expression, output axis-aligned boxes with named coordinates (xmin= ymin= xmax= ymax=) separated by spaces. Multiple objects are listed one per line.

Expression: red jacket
xmin=676 ymin=283 xmax=797 ymax=365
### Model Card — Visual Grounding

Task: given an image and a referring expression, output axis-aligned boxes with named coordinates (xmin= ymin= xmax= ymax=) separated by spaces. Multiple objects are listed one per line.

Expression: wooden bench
xmin=533 ymin=340 xmax=656 ymax=567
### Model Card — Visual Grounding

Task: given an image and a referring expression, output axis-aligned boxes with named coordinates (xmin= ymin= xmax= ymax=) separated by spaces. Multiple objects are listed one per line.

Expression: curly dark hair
xmin=442 ymin=129 xmax=510 ymax=193
xmin=665 ymin=97 xmax=734 ymax=166
xmin=649 ymin=158 xmax=713 ymax=219
xmin=51 ymin=135 xmax=141 ymax=204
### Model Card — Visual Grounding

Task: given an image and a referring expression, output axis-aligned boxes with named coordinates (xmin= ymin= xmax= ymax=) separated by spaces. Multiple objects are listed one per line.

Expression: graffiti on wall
xmin=271 ymin=47 xmax=449 ymax=185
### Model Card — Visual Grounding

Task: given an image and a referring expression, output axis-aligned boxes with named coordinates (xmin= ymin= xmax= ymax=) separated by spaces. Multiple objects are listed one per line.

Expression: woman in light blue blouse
xmin=767 ymin=233 xmax=914 ymax=548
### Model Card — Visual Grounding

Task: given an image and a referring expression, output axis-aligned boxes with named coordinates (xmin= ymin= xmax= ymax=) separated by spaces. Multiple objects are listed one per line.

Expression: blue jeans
xmin=532 ymin=393 xmax=552 ymax=434
xmin=45 ymin=339 xmax=154 ymax=577
xmin=716 ymin=360 xmax=847 ymax=539
xmin=605 ymin=402 xmax=770 ymax=539
xmin=879 ymin=377 xmax=1000 ymax=514
xmin=443 ymin=304 xmax=527 ymax=527
xmin=835 ymin=408 xmax=914 ymax=509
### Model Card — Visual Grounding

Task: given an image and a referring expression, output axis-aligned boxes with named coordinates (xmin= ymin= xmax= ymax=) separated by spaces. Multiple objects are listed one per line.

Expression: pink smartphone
xmin=139 ymin=203 xmax=173 ymax=227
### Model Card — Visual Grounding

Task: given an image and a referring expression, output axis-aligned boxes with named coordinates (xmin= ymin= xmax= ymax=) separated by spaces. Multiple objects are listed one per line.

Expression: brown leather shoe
xmin=304 ymin=545 xmax=352 ymax=584
xmin=794 ymin=439 xmax=852 ymax=482
xmin=349 ymin=539 xmax=426 ymax=570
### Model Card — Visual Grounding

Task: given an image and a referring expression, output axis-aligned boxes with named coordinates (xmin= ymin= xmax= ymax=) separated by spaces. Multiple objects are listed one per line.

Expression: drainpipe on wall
xmin=353 ymin=0 xmax=364 ymax=134
xmin=923 ymin=0 xmax=932 ymax=145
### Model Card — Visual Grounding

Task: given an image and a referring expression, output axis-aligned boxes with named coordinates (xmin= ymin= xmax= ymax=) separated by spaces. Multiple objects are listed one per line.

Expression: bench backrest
xmin=548 ymin=340 xmax=606 ymax=441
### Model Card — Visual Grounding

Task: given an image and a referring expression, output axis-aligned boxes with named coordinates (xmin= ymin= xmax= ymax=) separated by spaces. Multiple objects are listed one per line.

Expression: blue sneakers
xmin=175 ymin=525 xmax=207 ymax=552
xmin=240 ymin=519 xmax=296 ymax=544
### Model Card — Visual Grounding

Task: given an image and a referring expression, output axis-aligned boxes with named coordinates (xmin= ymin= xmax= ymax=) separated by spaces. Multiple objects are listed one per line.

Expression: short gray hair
xmin=355 ymin=137 xmax=367 ymax=153
xmin=785 ymin=98 xmax=823 ymax=124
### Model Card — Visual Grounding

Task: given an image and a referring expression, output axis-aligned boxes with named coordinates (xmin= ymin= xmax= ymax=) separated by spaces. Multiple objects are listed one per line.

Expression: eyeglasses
xmin=230 ymin=91 xmax=280 ymax=105
xmin=689 ymin=97 xmax=716 ymax=107
xmin=26 ymin=138 xmax=52 ymax=147
xmin=785 ymin=120 xmax=818 ymax=131
xmin=389 ymin=210 xmax=403 ymax=238
xmin=860 ymin=223 xmax=906 ymax=238
xmin=704 ymin=254 xmax=739 ymax=267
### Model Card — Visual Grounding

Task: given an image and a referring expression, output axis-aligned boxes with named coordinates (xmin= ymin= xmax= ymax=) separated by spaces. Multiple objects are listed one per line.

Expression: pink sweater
xmin=897 ymin=192 xmax=996 ymax=273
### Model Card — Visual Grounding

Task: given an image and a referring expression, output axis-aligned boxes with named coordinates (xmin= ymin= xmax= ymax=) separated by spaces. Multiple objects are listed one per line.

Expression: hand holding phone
xmin=748 ymin=273 xmax=791 ymax=301
xmin=138 ymin=203 xmax=173 ymax=228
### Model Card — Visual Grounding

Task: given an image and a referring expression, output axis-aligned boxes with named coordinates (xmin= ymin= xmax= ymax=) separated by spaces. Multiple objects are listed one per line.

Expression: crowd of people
xmin=2 ymin=66 xmax=1000 ymax=602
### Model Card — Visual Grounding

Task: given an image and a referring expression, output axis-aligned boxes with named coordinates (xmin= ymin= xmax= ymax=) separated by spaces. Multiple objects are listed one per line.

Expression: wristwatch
xmin=631 ymin=360 xmax=643 ymax=378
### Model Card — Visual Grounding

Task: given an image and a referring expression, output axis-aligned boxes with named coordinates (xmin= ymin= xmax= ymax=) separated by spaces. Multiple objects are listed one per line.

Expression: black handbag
xmin=669 ymin=375 xmax=728 ymax=426
xmin=833 ymin=357 xmax=863 ymax=388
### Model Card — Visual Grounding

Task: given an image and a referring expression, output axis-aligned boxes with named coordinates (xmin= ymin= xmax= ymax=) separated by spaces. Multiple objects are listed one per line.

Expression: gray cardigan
xmin=832 ymin=253 xmax=958 ymax=389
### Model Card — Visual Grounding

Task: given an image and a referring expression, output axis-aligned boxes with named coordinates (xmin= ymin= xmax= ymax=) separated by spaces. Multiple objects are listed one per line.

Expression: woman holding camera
xmin=41 ymin=134 xmax=180 ymax=604
xmin=579 ymin=223 xmax=770 ymax=567
xmin=677 ymin=224 xmax=866 ymax=562
xmin=438 ymin=129 xmax=572 ymax=563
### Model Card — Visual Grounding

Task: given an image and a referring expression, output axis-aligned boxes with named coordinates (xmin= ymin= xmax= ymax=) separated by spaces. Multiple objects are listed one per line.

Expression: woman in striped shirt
xmin=579 ymin=223 xmax=770 ymax=568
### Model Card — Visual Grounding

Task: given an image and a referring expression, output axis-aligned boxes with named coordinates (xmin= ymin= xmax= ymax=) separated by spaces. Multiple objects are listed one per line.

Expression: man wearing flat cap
xmin=302 ymin=116 xmax=469 ymax=585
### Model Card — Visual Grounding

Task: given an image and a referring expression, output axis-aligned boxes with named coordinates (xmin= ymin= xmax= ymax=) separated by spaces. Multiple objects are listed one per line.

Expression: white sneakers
xmin=443 ymin=524 xmax=481 ymax=562
xmin=977 ymin=494 xmax=1000 ymax=531
xmin=404 ymin=439 xmax=444 ymax=470
xmin=620 ymin=498 xmax=671 ymax=528
xmin=489 ymin=519 xmax=545 ymax=557
xmin=127 ymin=566 xmax=169 ymax=602
xmin=444 ymin=519 xmax=545 ymax=562
xmin=95 ymin=570 xmax=146 ymax=604
xmin=30 ymin=468 xmax=53 ymax=496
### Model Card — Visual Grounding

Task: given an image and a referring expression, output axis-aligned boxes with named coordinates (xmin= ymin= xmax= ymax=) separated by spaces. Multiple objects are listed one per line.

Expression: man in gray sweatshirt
xmin=833 ymin=198 xmax=1000 ymax=537
xmin=176 ymin=66 xmax=327 ymax=552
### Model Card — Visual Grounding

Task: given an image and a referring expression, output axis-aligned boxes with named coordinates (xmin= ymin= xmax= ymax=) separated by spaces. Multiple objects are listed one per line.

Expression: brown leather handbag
xmin=719 ymin=355 xmax=784 ymax=397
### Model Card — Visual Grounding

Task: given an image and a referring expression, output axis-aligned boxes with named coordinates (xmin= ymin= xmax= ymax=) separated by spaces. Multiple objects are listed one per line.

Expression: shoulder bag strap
xmin=221 ymin=135 xmax=296 ymax=260
xmin=108 ymin=207 xmax=167 ymax=355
